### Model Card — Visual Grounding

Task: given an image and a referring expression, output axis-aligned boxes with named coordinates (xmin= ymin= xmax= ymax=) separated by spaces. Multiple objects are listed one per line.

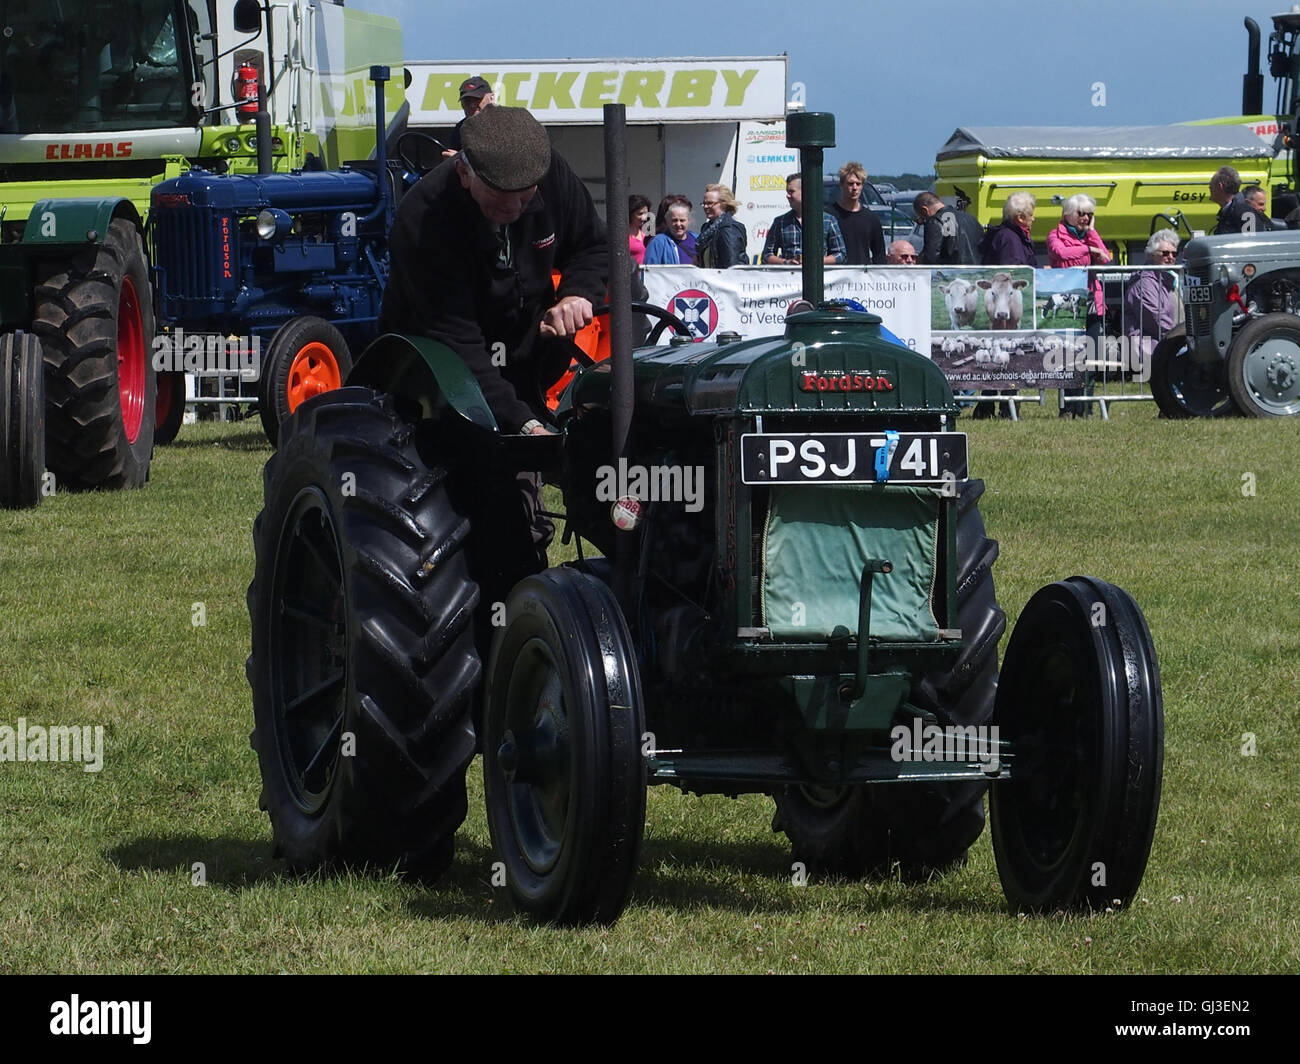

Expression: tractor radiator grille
xmin=153 ymin=209 xmax=233 ymax=312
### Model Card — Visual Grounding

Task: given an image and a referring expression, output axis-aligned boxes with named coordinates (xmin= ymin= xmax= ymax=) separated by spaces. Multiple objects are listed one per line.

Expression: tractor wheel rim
xmin=286 ymin=341 xmax=342 ymax=413
xmin=503 ymin=638 xmax=571 ymax=876
xmin=1242 ymin=334 xmax=1300 ymax=414
xmin=117 ymin=274 xmax=146 ymax=443
xmin=270 ymin=487 xmax=348 ymax=815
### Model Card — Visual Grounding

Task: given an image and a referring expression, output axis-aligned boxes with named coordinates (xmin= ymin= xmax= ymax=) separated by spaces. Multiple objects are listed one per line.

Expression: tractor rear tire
xmin=247 ymin=387 xmax=480 ymax=878
xmin=1 ymin=331 xmax=45 ymax=509
xmin=34 ymin=217 xmax=155 ymax=489
xmin=773 ymin=478 xmax=1005 ymax=879
xmin=259 ymin=317 xmax=351 ymax=447
xmin=154 ymin=370 xmax=186 ymax=444
xmin=1224 ymin=312 xmax=1300 ymax=417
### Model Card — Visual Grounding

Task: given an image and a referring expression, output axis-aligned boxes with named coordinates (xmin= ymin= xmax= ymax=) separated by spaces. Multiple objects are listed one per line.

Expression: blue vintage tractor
xmin=149 ymin=65 xmax=401 ymax=444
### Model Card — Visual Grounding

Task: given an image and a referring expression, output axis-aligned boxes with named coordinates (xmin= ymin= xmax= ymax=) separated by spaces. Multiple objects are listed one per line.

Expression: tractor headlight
xmin=256 ymin=208 xmax=292 ymax=241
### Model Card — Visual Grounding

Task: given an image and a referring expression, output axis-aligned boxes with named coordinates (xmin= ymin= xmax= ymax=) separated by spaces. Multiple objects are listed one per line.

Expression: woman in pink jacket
xmin=1048 ymin=194 xmax=1112 ymax=416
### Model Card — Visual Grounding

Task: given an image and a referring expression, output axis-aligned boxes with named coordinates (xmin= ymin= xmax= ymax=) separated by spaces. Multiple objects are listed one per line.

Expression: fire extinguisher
xmin=235 ymin=62 xmax=259 ymax=117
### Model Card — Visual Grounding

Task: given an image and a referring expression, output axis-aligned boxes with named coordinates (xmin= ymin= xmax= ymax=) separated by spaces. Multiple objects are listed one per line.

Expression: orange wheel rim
xmin=285 ymin=341 xmax=342 ymax=412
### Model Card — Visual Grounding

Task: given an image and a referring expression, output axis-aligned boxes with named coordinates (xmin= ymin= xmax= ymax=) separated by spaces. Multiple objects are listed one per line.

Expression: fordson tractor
xmin=0 ymin=0 xmax=400 ymax=508
xmin=246 ymin=110 xmax=1164 ymax=925
xmin=1150 ymin=229 xmax=1300 ymax=417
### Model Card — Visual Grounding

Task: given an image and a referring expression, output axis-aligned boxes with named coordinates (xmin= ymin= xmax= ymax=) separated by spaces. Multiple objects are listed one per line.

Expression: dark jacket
xmin=980 ymin=221 xmax=1037 ymax=267
xmin=695 ymin=211 xmax=748 ymax=268
xmin=827 ymin=200 xmax=885 ymax=265
xmin=921 ymin=204 xmax=978 ymax=265
xmin=379 ymin=152 xmax=607 ymax=432
xmin=1214 ymin=193 xmax=1270 ymax=235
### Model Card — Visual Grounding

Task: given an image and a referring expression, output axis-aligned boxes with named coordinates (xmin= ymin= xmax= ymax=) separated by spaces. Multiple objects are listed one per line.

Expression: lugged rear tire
xmin=247 ymin=387 xmax=480 ymax=877
xmin=773 ymin=478 xmax=1005 ymax=879
xmin=34 ymin=217 xmax=155 ymax=489
xmin=1 ymin=331 xmax=45 ymax=509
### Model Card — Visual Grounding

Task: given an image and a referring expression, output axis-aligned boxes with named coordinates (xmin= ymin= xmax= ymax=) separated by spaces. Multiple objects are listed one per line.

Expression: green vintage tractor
xmin=246 ymin=112 xmax=1163 ymax=924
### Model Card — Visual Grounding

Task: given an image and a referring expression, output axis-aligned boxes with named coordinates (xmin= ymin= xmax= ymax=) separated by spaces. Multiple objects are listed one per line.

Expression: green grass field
xmin=1 ymin=399 xmax=1297 ymax=974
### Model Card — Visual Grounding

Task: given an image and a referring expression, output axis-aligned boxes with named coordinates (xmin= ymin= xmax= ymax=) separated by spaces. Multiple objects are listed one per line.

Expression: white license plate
xmin=741 ymin=432 xmax=969 ymax=486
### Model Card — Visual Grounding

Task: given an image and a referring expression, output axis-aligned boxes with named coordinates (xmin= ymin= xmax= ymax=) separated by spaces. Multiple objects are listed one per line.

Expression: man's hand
xmin=538 ymin=295 xmax=594 ymax=338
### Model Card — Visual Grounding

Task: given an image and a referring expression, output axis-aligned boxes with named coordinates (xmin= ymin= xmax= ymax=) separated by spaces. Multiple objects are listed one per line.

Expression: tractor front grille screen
xmin=760 ymin=485 xmax=940 ymax=642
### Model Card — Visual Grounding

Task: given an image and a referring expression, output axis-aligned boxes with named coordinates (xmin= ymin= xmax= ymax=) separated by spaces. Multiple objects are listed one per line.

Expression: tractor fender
xmin=347 ymin=332 xmax=499 ymax=432
xmin=22 ymin=198 xmax=143 ymax=246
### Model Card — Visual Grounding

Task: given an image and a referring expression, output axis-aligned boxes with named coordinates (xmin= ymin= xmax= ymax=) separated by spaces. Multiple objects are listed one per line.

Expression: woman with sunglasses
xmin=1123 ymin=229 xmax=1181 ymax=373
xmin=1048 ymin=194 xmax=1112 ymax=416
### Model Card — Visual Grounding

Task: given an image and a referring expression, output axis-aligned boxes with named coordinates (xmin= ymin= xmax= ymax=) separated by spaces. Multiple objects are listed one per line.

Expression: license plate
xmin=741 ymin=432 xmax=968 ymax=486
xmin=1186 ymin=285 xmax=1213 ymax=304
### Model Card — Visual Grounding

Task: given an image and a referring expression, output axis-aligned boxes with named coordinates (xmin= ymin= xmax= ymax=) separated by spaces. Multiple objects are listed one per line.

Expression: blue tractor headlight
xmin=256 ymin=208 xmax=292 ymax=241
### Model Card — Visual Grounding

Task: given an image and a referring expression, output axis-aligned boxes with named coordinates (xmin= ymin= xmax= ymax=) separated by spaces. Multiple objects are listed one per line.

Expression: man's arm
xmin=379 ymin=190 xmax=536 ymax=431
xmin=761 ymin=218 xmax=784 ymax=264
xmin=868 ymin=212 xmax=886 ymax=265
xmin=823 ymin=213 xmax=846 ymax=264
xmin=920 ymin=215 xmax=943 ymax=264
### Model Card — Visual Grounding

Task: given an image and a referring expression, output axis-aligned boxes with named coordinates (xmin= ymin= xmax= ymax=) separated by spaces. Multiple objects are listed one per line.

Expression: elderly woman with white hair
xmin=980 ymin=191 xmax=1037 ymax=266
xmin=1048 ymin=193 xmax=1113 ymax=415
xmin=1123 ymin=229 xmax=1181 ymax=364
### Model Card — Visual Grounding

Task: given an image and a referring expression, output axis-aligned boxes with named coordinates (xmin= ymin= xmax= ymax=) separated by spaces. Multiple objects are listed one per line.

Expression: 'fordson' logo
xmin=799 ymin=370 xmax=894 ymax=393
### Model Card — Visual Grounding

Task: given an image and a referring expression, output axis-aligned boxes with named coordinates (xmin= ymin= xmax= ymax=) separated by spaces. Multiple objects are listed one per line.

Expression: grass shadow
xmin=107 ymin=834 xmax=282 ymax=889
xmin=163 ymin=428 xmax=270 ymax=452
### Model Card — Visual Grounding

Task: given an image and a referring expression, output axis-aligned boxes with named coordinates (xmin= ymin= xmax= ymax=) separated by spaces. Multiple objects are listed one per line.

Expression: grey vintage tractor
xmin=245 ymin=111 xmax=1164 ymax=925
xmin=1151 ymin=229 xmax=1300 ymax=417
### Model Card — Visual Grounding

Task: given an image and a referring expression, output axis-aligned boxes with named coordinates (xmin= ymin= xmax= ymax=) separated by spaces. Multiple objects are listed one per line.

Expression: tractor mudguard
xmin=22 ymin=199 xmax=141 ymax=246
xmin=347 ymin=332 xmax=499 ymax=432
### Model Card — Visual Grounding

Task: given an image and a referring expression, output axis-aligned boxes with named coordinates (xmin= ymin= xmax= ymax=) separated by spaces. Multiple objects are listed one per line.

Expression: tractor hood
xmin=1182 ymin=229 xmax=1300 ymax=279
xmin=570 ymin=308 xmax=957 ymax=417
xmin=151 ymin=166 xmax=378 ymax=212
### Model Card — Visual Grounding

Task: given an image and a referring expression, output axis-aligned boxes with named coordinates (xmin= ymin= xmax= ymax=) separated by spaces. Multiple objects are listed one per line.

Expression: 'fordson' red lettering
xmin=799 ymin=370 xmax=894 ymax=393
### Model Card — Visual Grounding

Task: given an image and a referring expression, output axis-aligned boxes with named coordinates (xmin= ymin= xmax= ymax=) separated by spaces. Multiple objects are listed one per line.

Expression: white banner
xmin=405 ymin=58 xmax=787 ymax=125
xmin=642 ymin=265 xmax=933 ymax=355
xmin=732 ymin=120 xmax=796 ymax=265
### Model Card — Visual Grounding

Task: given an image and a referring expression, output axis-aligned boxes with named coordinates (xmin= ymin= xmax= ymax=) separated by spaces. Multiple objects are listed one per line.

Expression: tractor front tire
xmin=1148 ymin=326 xmax=1235 ymax=419
xmin=773 ymin=478 xmax=1005 ymax=880
xmin=259 ymin=317 xmax=351 ymax=447
xmin=34 ymin=217 xmax=155 ymax=489
xmin=248 ymin=387 xmax=480 ymax=878
xmin=154 ymin=370 xmax=186 ymax=444
xmin=1 ymin=331 xmax=45 ymax=509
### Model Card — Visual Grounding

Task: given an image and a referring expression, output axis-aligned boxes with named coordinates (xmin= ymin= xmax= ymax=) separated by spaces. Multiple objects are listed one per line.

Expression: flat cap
xmin=460 ymin=106 xmax=552 ymax=192
xmin=459 ymin=75 xmax=492 ymax=100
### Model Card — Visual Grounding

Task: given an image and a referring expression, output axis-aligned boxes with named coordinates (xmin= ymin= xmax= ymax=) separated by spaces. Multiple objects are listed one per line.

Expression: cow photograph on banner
xmin=929 ymin=266 xmax=1084 ymax=390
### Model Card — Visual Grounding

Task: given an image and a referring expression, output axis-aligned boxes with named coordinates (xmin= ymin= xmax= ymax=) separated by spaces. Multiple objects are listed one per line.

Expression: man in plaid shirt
xmin=761 ymin=173 xmax=847 ymax=265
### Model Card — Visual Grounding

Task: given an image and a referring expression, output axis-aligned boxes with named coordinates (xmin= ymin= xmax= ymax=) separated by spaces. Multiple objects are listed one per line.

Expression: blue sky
xmin=351 ymin=0 xmax=1260 ymax=175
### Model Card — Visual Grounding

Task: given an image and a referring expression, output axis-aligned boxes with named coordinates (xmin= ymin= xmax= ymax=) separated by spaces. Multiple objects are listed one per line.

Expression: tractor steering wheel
xmin=396 ymin=131 xmax=452 ymax=178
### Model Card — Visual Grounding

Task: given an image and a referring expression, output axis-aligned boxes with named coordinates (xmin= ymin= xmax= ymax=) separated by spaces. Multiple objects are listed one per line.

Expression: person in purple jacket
xmin=973 ymin=192 xmax=1036 ymax=417
xmin=980 ymin=192 xmax=1037 ymax=267
xmin=1124 ymin=229 xmax=1181 ymax=376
